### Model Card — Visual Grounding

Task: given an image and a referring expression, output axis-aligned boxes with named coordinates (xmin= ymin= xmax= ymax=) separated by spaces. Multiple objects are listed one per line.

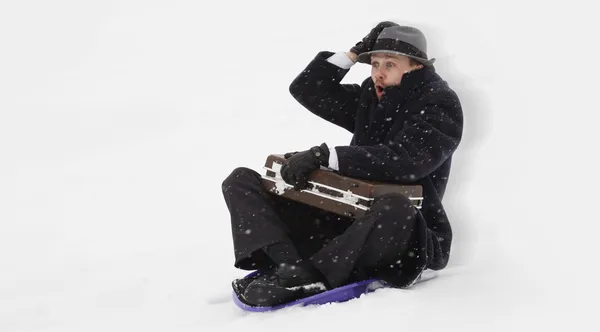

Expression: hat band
xmin=371 ymin=38 xmax=428 ymax=60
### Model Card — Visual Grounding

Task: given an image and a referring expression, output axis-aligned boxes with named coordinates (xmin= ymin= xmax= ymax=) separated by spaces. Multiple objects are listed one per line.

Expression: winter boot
xmin=232 ymin=268 xmax=276 ymax=298
xmin=241 ymin=262 xmax=329 ymax=306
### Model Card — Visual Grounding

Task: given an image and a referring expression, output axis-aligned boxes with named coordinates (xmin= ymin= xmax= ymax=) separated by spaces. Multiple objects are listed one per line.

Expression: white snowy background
xmin=2 ymin=0 xmax=599 ymax=331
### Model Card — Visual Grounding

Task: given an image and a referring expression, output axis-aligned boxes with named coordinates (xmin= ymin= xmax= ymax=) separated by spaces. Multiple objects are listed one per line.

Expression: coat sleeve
xmin=288 ymin=51 xmax=361 ymax=133
xmin=334 ymin=92 xmax=463 ymax=182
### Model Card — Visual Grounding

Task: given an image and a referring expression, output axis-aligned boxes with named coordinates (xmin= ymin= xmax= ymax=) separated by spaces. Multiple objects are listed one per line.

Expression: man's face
xmin=370 ymin=53 xmax=423 ymax=99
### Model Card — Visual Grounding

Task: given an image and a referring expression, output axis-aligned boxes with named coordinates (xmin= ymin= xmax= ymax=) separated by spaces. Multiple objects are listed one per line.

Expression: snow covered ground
xmin=2 ymin=1 xmax=599 ymax=331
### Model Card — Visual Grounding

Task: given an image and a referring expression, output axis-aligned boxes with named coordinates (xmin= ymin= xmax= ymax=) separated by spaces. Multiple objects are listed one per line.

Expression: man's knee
xmin=371 ymin=193 xmax=416 ymax=220
xmin=222 ymin=167 xmax=260 ymax=193
xmin=373 ymin=193 xmax=413 ymax=209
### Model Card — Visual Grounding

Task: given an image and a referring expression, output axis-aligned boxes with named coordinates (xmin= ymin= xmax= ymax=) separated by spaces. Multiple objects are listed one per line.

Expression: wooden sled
xmin=260 ymin=154 xmax=423 ymax=218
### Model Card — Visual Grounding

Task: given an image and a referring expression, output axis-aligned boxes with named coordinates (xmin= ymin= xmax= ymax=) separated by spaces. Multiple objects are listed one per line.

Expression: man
xmin=222 ymin=22 xmax=463 ymax=307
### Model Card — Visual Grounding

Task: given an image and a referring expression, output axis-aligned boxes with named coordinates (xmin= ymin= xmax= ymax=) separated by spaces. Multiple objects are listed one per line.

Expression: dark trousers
xmin=221 ymin=167 xmax=420 ymax=288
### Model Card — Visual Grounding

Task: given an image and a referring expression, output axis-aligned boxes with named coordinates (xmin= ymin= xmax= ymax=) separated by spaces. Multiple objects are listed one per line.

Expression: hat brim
xmin=357 ymin=50 xmax=435 ymax=66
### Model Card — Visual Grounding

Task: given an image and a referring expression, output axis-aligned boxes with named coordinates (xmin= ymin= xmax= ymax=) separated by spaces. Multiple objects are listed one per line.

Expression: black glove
xmin=280 ymin=143 xmax=330 ymax=190
xmin=350 ymin=21 xmax=399 ymax=56
xmin=284 ymin=151 xmax=298 ymax=159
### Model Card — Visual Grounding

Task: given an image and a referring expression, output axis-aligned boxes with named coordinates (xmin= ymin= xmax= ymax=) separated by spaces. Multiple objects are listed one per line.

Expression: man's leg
xmin=310 ymin=193 xmax=420 ymax=288
xmin=222 ymin=167 xmax=297 ymax=271
xmin=241 ymin=192 xmax=419 ymax=306
xmin=222 ymin=167 xmax=348 ymax=271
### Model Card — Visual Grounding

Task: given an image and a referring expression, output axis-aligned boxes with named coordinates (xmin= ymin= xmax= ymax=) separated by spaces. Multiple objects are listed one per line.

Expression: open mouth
xmin=375 ymin=84 xmax=385 ymax=95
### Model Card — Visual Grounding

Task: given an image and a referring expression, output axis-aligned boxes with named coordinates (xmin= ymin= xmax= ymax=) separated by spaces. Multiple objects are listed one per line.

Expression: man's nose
xmin=374 ymin=68 xmax=384 ymax=80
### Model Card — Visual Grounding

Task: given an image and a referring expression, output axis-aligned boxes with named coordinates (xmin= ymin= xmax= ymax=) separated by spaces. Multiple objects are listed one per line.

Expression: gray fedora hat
xmin=357 ymin=25 xmax=435 ymax=66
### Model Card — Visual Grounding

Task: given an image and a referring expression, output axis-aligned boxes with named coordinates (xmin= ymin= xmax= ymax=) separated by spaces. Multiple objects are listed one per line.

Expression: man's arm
xmin=289 ymin=51 xmax=362 ymax=134
xmin=345 ymin=51 xmax=358 ymax=63
xmin=331 ymin=99 xmax=463 ymax=182
xmin=325 ymin=51 xmax=357 ymax=69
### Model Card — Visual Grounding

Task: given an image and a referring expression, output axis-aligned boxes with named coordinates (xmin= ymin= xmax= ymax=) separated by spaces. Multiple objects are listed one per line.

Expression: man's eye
xmin=386 ymin=62 xmax=394 ymax=67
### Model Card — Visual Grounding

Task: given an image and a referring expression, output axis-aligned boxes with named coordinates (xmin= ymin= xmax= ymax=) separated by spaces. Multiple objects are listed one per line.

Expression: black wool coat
xmin=288 ymin=51 xmax=464 ymax=287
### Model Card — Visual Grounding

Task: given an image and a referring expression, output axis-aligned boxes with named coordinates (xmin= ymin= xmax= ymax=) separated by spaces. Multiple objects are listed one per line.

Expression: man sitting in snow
xmin=222 ymin=21 xmax=463 ymax=306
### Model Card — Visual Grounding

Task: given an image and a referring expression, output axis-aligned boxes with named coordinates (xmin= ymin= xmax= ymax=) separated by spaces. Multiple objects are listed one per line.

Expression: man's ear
xmin=405 ymin=64 xmax=424 ymax=74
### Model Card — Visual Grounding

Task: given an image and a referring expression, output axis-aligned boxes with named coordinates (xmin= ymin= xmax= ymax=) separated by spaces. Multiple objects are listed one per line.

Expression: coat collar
xmin=398 ymin=65 xmax=438 ymax=92
xmin=373 ymin=65 xmax=439 ymax=107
